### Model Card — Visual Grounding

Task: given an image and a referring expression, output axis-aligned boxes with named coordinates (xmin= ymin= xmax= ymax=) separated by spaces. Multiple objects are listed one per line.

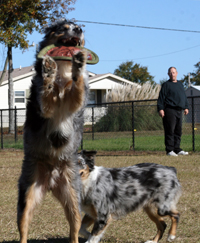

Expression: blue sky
xmin=1 ymin=0 xmax=200 ymax=83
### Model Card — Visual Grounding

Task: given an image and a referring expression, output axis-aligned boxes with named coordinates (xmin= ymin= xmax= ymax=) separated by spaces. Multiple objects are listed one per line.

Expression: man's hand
xmin=184 ymin=109 xmax=189 ymax=115
xmin=159 ymin=110 xmax=165 ymax=118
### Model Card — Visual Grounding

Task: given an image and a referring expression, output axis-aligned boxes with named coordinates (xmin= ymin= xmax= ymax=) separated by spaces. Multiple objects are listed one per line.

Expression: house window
xmin=15 ymin=91 xmax=25 ymax=103
xmin=88 ymin=90 xmax=96 ymax=105
xmin=97 ymin=90 xmax=102 ymax=104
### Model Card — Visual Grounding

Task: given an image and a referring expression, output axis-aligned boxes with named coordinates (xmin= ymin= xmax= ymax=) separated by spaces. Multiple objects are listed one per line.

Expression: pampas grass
xmin=106 ymin=82 xmax=161 ymax=102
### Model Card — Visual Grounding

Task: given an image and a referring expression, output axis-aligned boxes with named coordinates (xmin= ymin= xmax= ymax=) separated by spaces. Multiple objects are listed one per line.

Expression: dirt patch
xmin=95 ymin=150 xmax=166 ymax=156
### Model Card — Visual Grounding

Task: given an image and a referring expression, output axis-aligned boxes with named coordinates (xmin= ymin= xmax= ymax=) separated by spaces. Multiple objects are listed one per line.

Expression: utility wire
xmin=100 ymin=44 xmax=200 ymax=62
xmin=76 ymin=20 xmax=200 ymax=34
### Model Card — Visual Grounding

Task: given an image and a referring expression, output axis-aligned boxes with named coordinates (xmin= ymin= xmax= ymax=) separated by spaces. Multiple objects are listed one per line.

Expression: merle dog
xmin=78 ymin=151 xmax=181 ymax=243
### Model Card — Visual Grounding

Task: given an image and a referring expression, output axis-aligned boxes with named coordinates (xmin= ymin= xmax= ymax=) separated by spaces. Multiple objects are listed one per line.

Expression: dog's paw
xmin=73 ymin=51 xmax=86 ymax=68
xmin=42 ymin=56 xmax=57 ymax=89
xmin=79 ymin=227 xmax=90 ymax=239
xmin=144 ymin=241 xmax=157 ymax=243
xmin=167 ymin=234 xmax=176 ymax=242
xmin=72 ymin=50 xmax=87 ymax=81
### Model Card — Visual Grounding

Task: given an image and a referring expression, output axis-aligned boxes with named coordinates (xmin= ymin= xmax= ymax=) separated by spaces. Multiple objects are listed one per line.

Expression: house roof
xmin=0 ymin=65 xmax=35 ymax=85
xmin=89 ymin=73 xmax=140 ymax=87
xmin=190 ymin=85 xmax=200 ymax=91
xmin=0 ymin=66 xmax=138 ymax=88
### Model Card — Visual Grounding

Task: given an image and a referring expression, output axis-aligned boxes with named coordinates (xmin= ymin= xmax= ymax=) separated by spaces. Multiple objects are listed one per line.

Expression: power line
xmin=76 ymin=20 xmax=200 ymax=34
xmin=100 ymin=44 xmax=200 ymax=62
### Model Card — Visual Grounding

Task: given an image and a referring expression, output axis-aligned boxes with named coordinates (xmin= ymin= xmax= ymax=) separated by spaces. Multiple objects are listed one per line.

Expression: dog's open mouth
xmin=59 ymin=37 xmax=81 ymax=46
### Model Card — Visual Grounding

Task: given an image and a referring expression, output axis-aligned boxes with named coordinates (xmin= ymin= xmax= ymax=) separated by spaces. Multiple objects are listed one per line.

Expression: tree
xmin=180 ymin=61 xmax=200 ymax=88
xmin=159 ymin=78 xmax=168 ymax=86
xmin=114 ymin=61 xmax=156 ymax=85
xmin=192 ymin=62 xmax=200 ymax=85
xmin=0 ymin=0 xmax=76 ymax=132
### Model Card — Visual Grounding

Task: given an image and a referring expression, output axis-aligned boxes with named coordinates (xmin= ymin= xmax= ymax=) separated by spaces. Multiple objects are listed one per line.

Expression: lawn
xmin=3 ymin=131 xmax=198 ymax=152
xmin=82 ymin=132 xmax=195 ymax=152
xmin=0 ymin=149 xmax=200 ymax=243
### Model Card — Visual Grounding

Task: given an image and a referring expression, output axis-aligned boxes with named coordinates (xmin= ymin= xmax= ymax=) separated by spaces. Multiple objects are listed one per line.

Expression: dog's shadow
xmin=4 ymin=238 xmax=87 ymax=243
xmin=4 ymin=239 xmax=146 ymax=243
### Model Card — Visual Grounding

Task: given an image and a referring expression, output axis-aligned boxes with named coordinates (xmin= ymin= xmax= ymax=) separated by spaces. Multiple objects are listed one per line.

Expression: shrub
xmin=94 ymin=102 xmax=163 ymax=132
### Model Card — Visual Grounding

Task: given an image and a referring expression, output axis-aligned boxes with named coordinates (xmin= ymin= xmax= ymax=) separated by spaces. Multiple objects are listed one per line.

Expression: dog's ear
xmin=82 ymin=150 xmax=97 ymax=160
xmin=82 ymin=150 xmax=97 ymax=156
xmin=82 ymin=150 xmax=97 ymax=170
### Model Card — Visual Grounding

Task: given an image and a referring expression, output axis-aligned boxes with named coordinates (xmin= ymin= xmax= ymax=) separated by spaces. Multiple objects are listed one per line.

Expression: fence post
xmin=81 ymin=136 xmax=83 ymax=150
xmin=92 ymin=107 xmax=94 ymax=140
xmin=132 ymin=101 xmax=135 ymax=151
xmin=191 ymin=97 xmax=195 ymax=152
xmin=15 ymin=106 xmax=18 ymax=142
xmin=1 ymin=110 xmax=3 ymax=149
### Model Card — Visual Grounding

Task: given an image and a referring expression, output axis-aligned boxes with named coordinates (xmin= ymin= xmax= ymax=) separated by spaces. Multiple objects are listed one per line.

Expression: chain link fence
xmin=82 ymin=97 xmax=200 ymax=153
xmin=0 ymin=107 xmax=25 ymax=149
xmin=1 ymin=97 xmax=200 ymax=152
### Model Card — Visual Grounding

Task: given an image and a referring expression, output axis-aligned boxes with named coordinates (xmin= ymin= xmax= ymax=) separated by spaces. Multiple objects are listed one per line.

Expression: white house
xmin=0 ymin=66 xmax=35 ymax=109
xmin=0 ymin=65 xmax=138 ymax=109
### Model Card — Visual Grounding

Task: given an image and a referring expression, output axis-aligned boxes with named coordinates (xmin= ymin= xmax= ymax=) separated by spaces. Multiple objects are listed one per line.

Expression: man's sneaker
xmin=167 ymin=151 xmax=178 ymax=156
xmin=177 ymin=150 xmax=188 ymax=155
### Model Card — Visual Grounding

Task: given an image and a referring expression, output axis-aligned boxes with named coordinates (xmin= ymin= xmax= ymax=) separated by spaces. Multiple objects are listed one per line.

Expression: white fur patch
xmin=33 ymin=183 xmax=45 ymax=204
xmin=167 ymin=234 xmax=176 ymax=242
xmin=85 ymin=232 xmax=104 ymax=243
xmin=49 ymin=168 xmax=60 ymax=188
xmin=82 ymin=166 xmax=101 ymax=194
xmin=91 ymin=166 xmax=102 ymax=181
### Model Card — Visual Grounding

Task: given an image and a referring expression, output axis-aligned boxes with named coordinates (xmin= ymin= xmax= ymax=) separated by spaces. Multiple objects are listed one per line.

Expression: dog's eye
xmin=80 ymin=171 xmax=84 ymax=176
xmin=56 ymin=29 xmax=64 ymax=34
xmin=73 ymin=26 xmax=82 ymax=34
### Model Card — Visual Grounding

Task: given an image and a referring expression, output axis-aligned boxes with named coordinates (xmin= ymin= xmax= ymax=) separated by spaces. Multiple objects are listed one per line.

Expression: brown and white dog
xmin=78 ymin=151 xmax=181 ymax=243
xmin=17 ymin=20 xmax=89 ymax=243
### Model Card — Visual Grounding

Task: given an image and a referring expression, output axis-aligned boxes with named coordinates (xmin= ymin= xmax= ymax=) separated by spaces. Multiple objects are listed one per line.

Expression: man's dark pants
xmin=163 ymin=107 xmax=182 ymax=154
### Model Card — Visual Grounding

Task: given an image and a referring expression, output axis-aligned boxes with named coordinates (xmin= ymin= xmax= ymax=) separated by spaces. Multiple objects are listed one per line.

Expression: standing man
xmin=157 ymin=67 xmax=189 ymax=156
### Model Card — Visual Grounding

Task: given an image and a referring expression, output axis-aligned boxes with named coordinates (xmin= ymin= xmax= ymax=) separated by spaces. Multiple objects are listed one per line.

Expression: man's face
xmin=168 ymin=68 xmax=178 ymax=82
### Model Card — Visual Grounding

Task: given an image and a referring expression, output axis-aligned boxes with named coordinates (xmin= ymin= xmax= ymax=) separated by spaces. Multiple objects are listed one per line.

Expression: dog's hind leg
xmin=52 ymin=173 xmax=81 ymax=243
xmin=17 ymin=180 xmax=45 ymax=243
xmin=79 ymin=214 xmax=95 ymax=239
xmin=144 ymin=206 xmax=167 ymax=243
xmin=167 ymin=211 xmax=180 ymax=242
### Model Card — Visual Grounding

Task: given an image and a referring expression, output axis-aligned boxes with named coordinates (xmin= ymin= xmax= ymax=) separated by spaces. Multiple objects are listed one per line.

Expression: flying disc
xmin=37 ymin=44 xmax=99 ymax=65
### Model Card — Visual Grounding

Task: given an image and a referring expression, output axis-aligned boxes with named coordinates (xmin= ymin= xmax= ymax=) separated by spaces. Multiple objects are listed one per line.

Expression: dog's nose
xmin=73 ymin=26 xmax=82 ymax=34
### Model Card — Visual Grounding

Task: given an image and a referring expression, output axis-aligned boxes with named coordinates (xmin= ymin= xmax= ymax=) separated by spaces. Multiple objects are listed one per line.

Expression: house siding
xmin=0 ymin=75 xmax=33 ymax=109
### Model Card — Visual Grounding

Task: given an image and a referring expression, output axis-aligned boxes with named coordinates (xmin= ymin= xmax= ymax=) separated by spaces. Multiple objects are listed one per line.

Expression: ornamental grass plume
xmin=106 ymin=82 xmax=161 ymax=102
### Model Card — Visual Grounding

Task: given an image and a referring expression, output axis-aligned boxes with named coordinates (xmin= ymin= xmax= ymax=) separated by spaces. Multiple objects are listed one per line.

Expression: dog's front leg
xmin=64 ymin=50 xmax=87 ymax=113
xmin=41 ymin=56 xmax=58 ymax=118
xmin=79 ymin=214 xmax=95 ymax=239
xmin=86 ymin=215 xmax=112 ymax=243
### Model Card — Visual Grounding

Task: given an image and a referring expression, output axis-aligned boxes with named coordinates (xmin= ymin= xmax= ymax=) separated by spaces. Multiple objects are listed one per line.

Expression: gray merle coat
xmin=78 ymin=150 xmax=181 ymax=243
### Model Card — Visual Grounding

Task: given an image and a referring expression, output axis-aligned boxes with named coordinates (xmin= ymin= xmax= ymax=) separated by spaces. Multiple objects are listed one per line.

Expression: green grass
xmin=82 ymin=133 xmax=196 ymax=152
xmin=1 ymin=132 xmax=199 ymax=152
xmin=0 ymin=150 xmax=200 ymax=243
